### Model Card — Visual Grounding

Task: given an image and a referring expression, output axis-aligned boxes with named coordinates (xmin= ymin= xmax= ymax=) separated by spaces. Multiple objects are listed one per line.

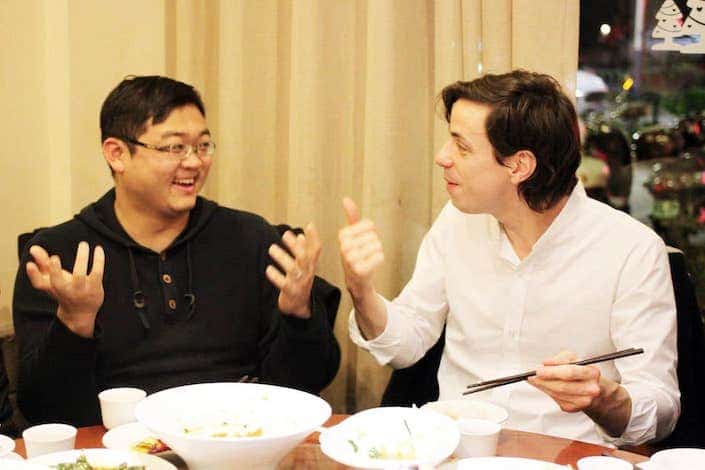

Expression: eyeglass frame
xmin=121 ymin=137 xmax=216 ymax=159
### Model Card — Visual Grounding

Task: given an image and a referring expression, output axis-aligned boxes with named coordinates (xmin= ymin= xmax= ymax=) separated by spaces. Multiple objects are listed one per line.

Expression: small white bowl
xmin=99 ymin=387 xmax=147 ymax=430
xmin=22 ymin=423 xmax=76 ymax=458
xmin=422 ymin=399 xmax=509 ymax=424
xmin=455 ymin=418 xmax=501 ymax=458
xmin=0 ymin=433 xmax=16 ymax=457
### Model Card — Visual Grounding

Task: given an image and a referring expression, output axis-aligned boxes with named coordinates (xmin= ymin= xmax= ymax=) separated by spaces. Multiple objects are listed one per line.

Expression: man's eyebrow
xmin=160 ymin=129 xmax=211 ymax=138
xmin=450 ymin=130 xmax=471 ymax=146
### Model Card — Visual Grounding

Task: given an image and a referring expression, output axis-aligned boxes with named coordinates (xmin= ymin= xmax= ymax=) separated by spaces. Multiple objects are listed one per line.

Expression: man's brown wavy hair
xmin=441 ymin=70 xmax=580 ymax=212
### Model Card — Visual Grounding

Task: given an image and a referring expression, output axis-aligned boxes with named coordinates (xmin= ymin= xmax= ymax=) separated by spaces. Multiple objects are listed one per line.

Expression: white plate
xmin=0 ymin=459 xmax=48 ymax=469
xmin=455 ymin=456 xmax=571 ymax=469
xmin=103 ymin=421 xmax=173 ymax=456
xmin=29 ymin=448 xmax=177 ymax=470
xmin=320 ymin=406 xmax=459 ymax=469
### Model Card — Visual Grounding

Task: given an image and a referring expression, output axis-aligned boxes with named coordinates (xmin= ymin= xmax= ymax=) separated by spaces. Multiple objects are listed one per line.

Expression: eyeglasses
xmin=123 ymin=137 xmax=216 ymax=159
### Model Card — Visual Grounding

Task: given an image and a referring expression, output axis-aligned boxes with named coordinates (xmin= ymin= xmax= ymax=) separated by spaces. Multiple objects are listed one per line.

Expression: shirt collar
xmin=490 ymin=181 xmax=587 ymax=266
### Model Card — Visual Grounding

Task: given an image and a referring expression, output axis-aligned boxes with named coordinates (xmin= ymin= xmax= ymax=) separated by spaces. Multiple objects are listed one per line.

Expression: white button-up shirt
xmin=350 ymin=184 xmax=680 ymax=446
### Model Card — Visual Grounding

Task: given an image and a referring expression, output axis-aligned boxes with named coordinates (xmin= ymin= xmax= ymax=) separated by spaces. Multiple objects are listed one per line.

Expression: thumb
xmin=342 ymin=197 xmax=361 ymax=225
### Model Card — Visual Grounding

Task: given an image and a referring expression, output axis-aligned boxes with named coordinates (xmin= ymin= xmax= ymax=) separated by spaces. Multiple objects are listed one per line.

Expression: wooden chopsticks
xmin=462 ymin=347 xmax=644 ymax=395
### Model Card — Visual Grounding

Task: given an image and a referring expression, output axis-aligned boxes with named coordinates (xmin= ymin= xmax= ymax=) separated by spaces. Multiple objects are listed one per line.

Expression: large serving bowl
xmin=319 ymin=406 xmax=460 ymax=469
xmin=134 ymin=382 xmax=331 ymax=470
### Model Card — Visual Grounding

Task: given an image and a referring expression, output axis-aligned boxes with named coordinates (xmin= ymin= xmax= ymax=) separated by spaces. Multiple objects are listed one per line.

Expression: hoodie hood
xmin=75 ymin=188 xmax=218 ymax=251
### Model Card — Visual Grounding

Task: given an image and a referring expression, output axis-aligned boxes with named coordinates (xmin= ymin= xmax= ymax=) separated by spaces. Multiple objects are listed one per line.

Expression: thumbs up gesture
xmin=338 ymin=198 xmax=385 ymax=297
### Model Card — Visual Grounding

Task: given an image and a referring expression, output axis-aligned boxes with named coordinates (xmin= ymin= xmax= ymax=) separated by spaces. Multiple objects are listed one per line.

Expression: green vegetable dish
xmin=52 ymin=454 xmax=145 ymax=470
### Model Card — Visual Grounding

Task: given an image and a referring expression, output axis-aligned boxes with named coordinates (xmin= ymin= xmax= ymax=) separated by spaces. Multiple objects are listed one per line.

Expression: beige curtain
xmin=0 ymin=0 xmax=579 ymax=412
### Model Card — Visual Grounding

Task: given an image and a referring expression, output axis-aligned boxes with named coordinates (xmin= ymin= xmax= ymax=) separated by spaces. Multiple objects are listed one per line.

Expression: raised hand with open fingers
xmin=25 ymin=241 xmax=105 ymax=338
xmin=265 ymin=222 xmax=321 ymax=319
xmin=338 ymin=197 xmax=385 ymax=298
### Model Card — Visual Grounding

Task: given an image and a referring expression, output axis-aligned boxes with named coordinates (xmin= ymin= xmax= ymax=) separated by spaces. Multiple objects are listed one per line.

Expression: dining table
xmin=14 ymin=414 xmax=649 ymax=468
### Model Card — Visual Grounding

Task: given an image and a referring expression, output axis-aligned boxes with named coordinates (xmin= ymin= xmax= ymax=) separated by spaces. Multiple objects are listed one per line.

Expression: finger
xmin=543 ymin=350 xmax=577 ymax=366
xmin=344 ymin=241 xmax=384 ymax=265
xmin=89 ymin=245 xmax=105 ymax=281
xmin=48 ymin=255 xmax=68 ymax=291
xmin=342 ymin=197 xmax=361 ymax=225
xmin=268 ymin=244 xmax=296 ymax=273
xmin=535 ymin=364 xmax=600 ymax=382
xmin=304 ymin=223 xmax=322 ymax=259
xmin=281 ymin=231 xmax=307 ymax=262
xmin=529 ymin=376 xmax=601 ymax=400
xmin=26 ymin=262 xmax=49 ymax=290
xmin=28 ymin=245 xmax=51 ymax=271
xmin=340 ymin=232 xmax=381 ymax=254
xmin=338 ymin=219 xmax=377 ymax=241
xmin=265 ymin=265 xmax=287 ymax=290
xmin=73 ymin=242 xmax=90 ymax=277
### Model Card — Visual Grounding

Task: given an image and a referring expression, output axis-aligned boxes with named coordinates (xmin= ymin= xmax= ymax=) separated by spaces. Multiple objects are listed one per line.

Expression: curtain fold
xmin=1 ymin=0 xmax=578 ymax=412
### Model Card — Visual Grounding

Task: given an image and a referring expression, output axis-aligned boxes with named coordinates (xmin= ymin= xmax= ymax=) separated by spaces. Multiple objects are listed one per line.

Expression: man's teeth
xmin=174 ymin=178 xmax=195 ymax=185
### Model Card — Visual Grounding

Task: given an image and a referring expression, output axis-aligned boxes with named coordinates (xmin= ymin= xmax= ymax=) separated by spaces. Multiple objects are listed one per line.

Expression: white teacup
xmin=0 ymin=433 xmax=16 ymax=457
xmin=454 ymin=418 xmax=501 ymax=458
xmin=22 ymin=423 xmax=76 ymax=458
xmin=577 ymin=456 xmax=633 ymax=470
xmin=98 ymin=387 xmax=146 ymax=430
xmin=650 ymin=448 xmax=705 ymax=470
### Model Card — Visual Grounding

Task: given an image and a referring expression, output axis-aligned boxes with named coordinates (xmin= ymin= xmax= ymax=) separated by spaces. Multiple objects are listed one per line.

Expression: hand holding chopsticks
xmin=463 ymin=348 xmax=644 ymax=395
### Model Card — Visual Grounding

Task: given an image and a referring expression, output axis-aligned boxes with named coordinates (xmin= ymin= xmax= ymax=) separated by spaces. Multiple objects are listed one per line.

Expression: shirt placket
xmin=492 ymin=260 xmax=529 ymax=404
xmin=159 ymin=252 xmax=179 ymax=317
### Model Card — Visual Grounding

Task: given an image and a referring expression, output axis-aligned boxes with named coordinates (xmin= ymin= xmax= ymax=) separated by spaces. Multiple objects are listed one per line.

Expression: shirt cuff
xmin=596 ymin=384 xmax=662 ymax=446
xmin=348 ymin=296 xmax=405 ymax=366
xmin=46 ymin=318 xmax=98 ymax=359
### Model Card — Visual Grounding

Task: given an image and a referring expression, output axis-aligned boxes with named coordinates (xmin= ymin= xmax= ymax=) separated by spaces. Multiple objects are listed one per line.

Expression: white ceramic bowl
xmin=422 ymin=399 xmax=509 ymax=424
xmin=319 ymin=406 xmax=460 ymax=469
xmin=0 ymin=434 xmax=16 ymax=457
xmin=134 ymin=382 xmax=331 ymax=470
xmin=649 ymin=448 xmax=705 ymax=469
xmin=30 ymin=448 xmax=175 ymax=470
xmin=456 ymin=456 xmax=570 ymax=469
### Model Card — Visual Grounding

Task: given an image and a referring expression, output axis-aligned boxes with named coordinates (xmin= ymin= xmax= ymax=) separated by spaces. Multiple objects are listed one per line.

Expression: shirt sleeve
xmin=256 ymin=223 xmax=341 ymax=394
xmin=604 ymin=235 xmax=680 ymax=445
xmin=348 ymin=204 xmax=452 ymax=369
xmin=12 ymin=233 xmax=101 ymax=427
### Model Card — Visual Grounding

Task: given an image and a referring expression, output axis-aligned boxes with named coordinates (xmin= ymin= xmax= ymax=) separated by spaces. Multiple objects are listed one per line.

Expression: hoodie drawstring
xmin=128 ymin=247 xmax=151 ymax=331
xmin=184 ymin=241 xmax=196 ymax=320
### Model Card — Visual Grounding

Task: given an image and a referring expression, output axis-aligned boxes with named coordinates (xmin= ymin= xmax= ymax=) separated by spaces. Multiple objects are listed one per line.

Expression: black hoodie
xmin=13 ymin=189 xmax=340 ymax=426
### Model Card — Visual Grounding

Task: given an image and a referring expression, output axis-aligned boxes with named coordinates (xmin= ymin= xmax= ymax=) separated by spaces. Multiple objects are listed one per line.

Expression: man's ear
xmin=102 ymin=137 xmax=129 ymax=174
xmin=507 ymin=150 xmax=537 ymax=184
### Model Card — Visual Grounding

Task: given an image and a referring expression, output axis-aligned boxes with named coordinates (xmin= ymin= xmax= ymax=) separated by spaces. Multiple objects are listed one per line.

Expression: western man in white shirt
xmin=339 ymin=70 xmax=680 ymax=446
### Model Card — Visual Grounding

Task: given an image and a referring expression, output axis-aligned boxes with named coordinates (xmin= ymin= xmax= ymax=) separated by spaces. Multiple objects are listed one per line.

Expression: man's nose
xmin=434 ymin=141 xmax=453 ymax=168
xmin=180 ymin=148 xmax=203 ymax=167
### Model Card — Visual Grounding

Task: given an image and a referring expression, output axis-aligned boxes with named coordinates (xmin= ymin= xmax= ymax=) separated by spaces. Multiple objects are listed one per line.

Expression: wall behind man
xmin=0 ymin=0 xmax=578 ymax=413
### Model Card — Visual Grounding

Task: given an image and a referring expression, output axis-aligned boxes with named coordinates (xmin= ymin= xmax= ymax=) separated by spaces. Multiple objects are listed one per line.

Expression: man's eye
xmin=168 ymin=143 xmax=187 ymax=154
xmin=197 ymin=142 xmax=211 ymax=151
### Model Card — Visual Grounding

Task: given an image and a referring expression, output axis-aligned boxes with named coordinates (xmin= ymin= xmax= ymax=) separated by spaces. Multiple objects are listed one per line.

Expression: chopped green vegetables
xmin=52 ymin=454 xmax=145 ymax=470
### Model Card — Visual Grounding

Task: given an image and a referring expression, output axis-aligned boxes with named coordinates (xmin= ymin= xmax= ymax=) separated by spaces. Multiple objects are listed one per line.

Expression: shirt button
xmin=168 ymin=299 xmax=177 ymax=310
xmin=162 ymin=274 xmax=172 ymax=284
xmin=160 ymin=252 xmax=167 ymax=261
